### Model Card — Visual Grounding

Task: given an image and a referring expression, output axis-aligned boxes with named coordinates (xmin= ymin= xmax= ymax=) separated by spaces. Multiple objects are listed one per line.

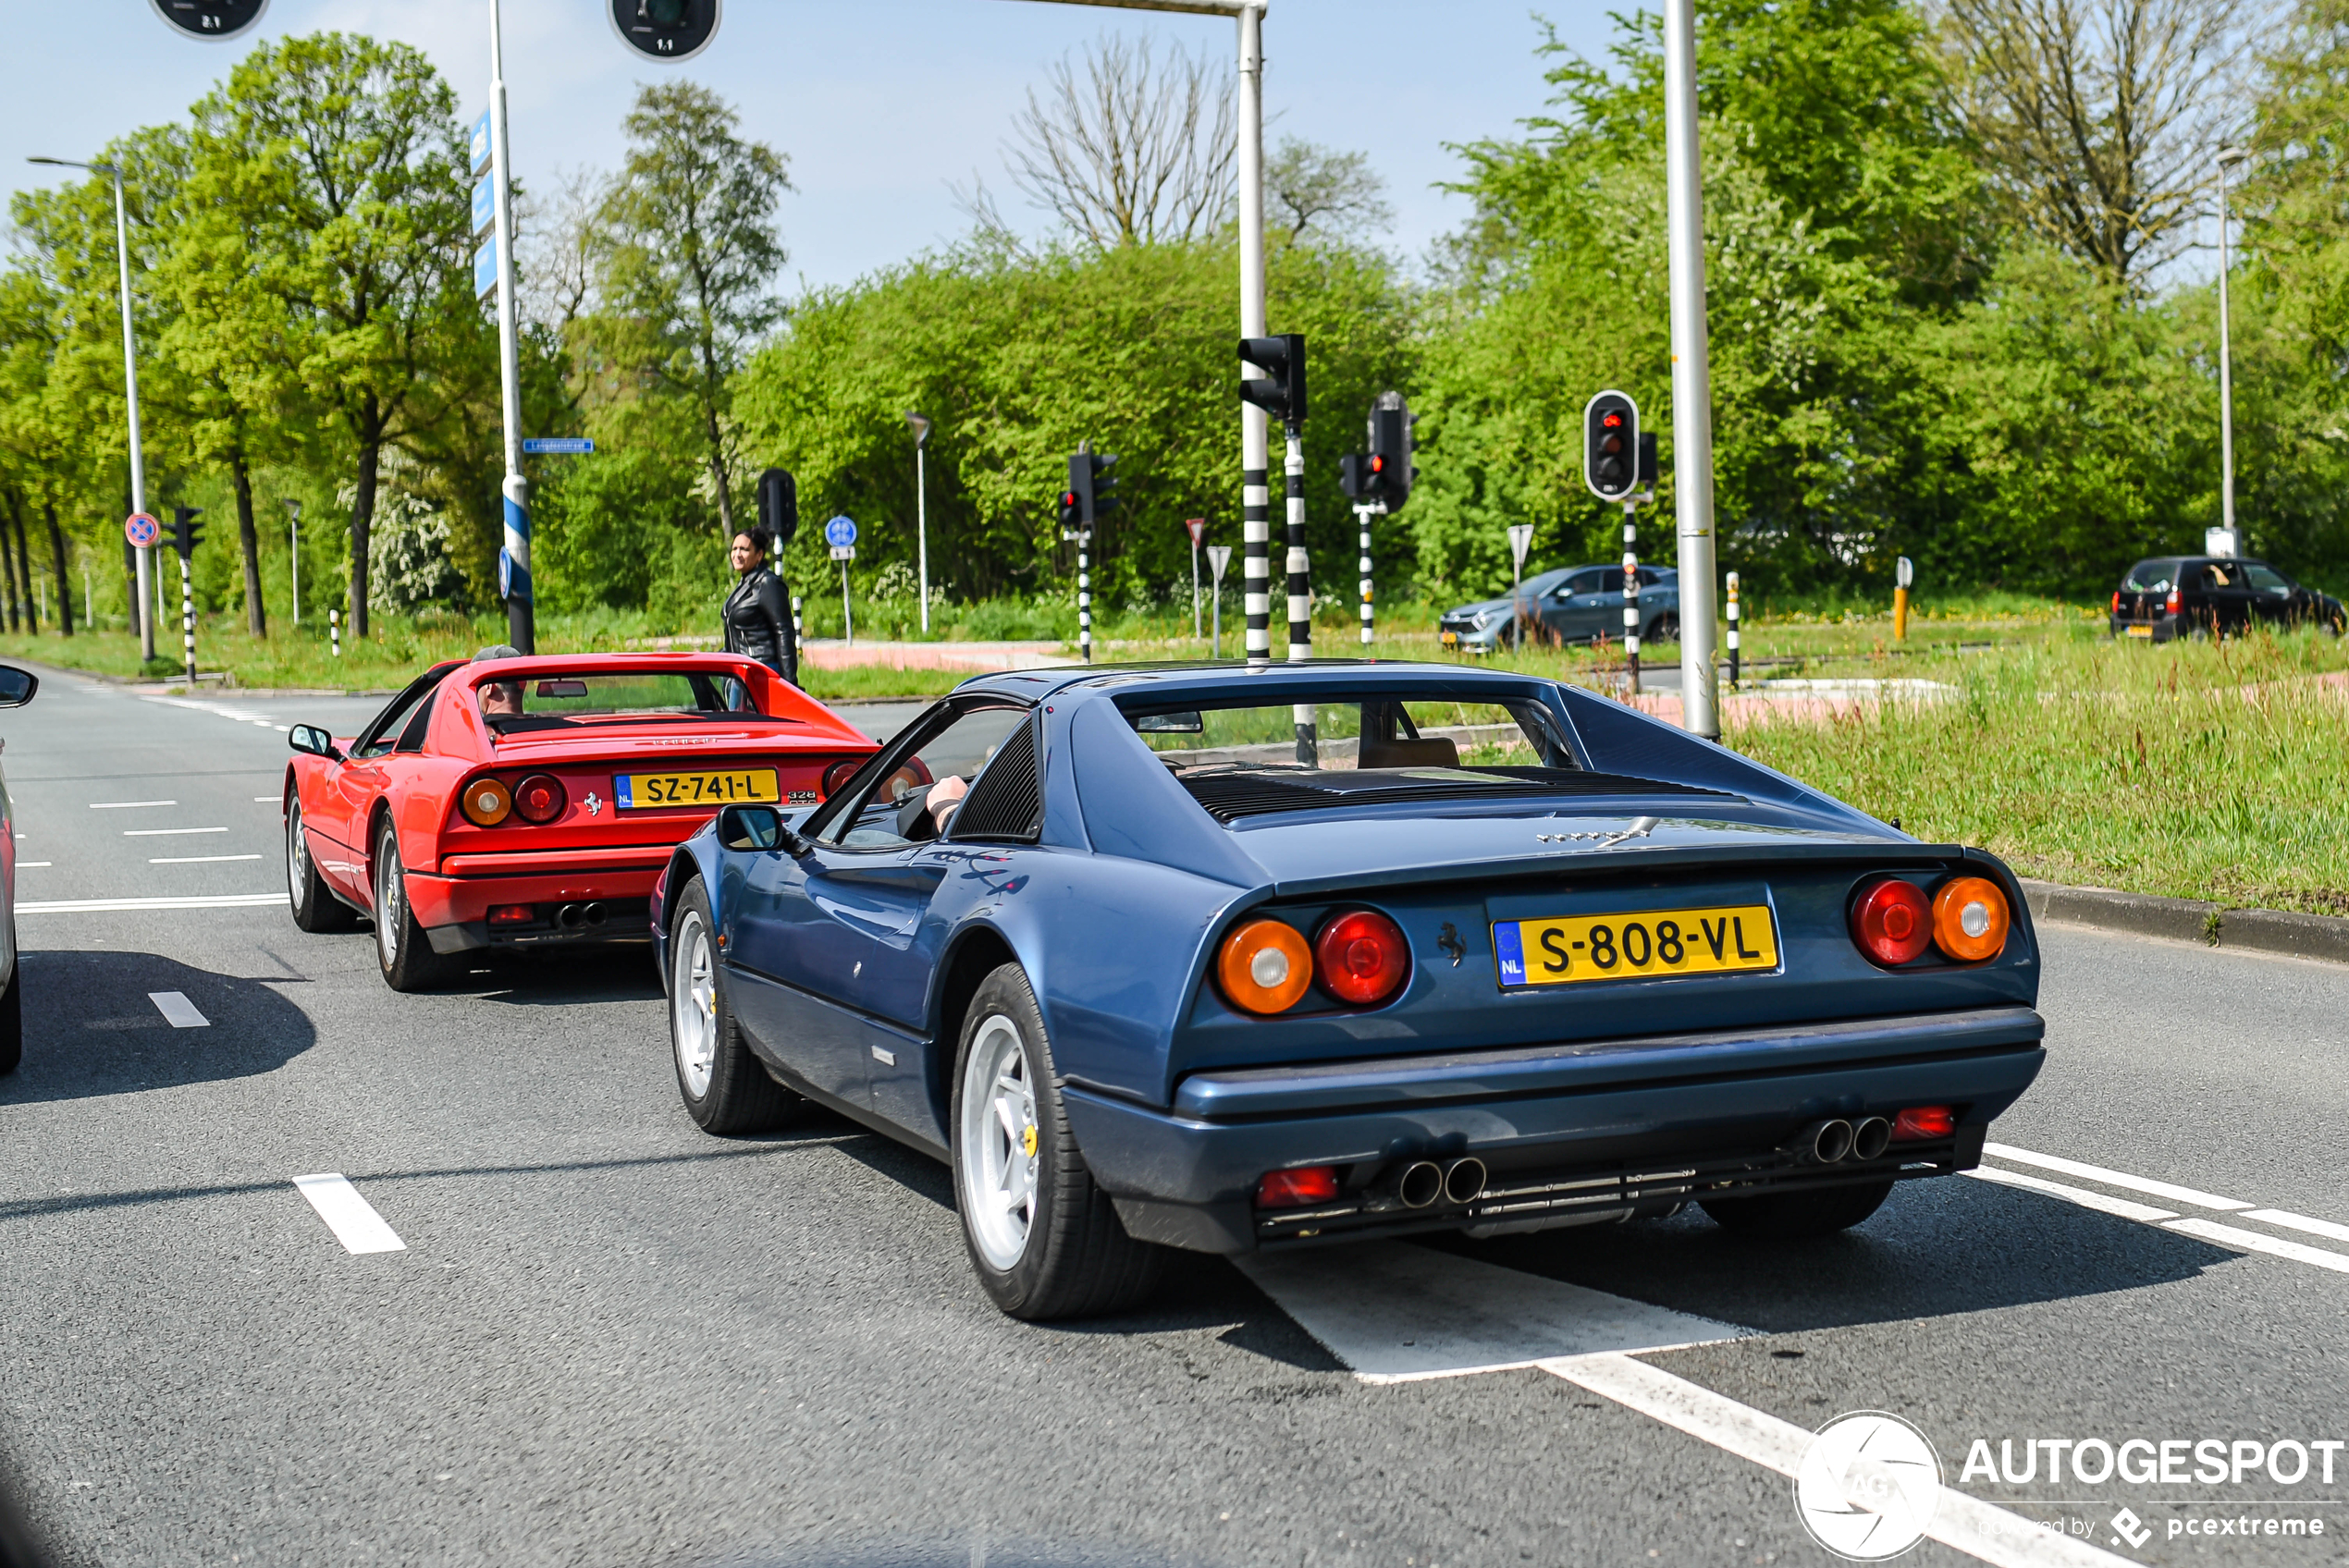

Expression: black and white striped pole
xmin=1725 ymin=570 xmax=1740 ymax=688
xmin=1356 ymin=501 xmax=1380 ymax=646
xmin=1622 ymin=507 xmax=1642 ymax=695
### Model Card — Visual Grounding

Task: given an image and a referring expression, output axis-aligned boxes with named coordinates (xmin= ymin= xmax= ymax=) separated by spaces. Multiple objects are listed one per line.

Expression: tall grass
xmin=1729 ymin=631 xmax=2349 ymax=913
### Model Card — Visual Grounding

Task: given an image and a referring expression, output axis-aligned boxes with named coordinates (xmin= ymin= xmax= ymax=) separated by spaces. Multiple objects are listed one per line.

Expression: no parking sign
xmin=124 ymin=513 xmax=160 ymax=548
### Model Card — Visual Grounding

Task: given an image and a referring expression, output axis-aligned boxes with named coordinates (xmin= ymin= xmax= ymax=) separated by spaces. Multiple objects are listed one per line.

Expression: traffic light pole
xmin=1237 ymin=5 xmax=1270 ymax=671
xmin=1664 ymin=0 xmax=1721 ymax=738
xmin=1355 ymin=501 xmax=1383 ymax=646
xmin=1622 ymin=502 xmax=1642 ymax=696
xmin=489 ymin=0 xmax=533 ymax=654
xmin=178 ymin=552 xmax=195 ymax=686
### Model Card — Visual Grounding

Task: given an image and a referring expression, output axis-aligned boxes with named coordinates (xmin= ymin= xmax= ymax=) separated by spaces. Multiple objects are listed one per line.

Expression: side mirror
xmin=719 ymin=802 xmax=806 ymax=855
xmin=289 ymin=724 xmax=343 ymax=762
xmin=0 ymin=667 xmax=37 ymax=709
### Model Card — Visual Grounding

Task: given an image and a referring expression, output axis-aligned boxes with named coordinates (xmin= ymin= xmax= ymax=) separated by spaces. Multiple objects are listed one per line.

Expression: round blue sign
xmin=124 ymin=512 xmax=161 ymax=547
xmin=823 ymin=515 xmax=857 ymax=548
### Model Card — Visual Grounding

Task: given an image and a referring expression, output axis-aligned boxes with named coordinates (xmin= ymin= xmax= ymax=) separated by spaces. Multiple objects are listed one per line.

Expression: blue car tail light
xmin=1850 ymin=876 xmax=1932 ymax=967
xmin=1313 ymin=909 xmax=1410 ymax=1006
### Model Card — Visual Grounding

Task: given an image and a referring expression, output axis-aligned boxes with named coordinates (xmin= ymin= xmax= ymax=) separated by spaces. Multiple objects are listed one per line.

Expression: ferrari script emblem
xmin=584 ymin=791 xmax=603 ymax=816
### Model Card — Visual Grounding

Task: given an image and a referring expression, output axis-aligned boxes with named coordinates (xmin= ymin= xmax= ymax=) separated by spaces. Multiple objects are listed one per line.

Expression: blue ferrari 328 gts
xmin=648 ymin=663 xmax=2045 ymax=1320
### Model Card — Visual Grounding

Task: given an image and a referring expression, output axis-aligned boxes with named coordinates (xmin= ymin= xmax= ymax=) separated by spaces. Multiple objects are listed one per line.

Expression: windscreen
xmin=475 ymin=670 xmax=770 ymax=733
xmin=1124 ymin=695 xmax=1578 ymax=772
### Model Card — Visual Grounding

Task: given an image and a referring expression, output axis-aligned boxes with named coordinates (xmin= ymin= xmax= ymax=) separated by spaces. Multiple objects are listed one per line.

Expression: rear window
xmin=1126 ymin=697 xmax=1575 ymax=772
xmin=2122 ymin=560 xmax=2180 ymax=593
xmin=474 ymin=670 xmax=777 ymax=734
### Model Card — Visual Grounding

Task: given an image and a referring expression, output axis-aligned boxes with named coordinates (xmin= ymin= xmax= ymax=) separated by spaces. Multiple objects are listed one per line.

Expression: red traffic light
xmin=1369 ymin=454 xmax=1386 ymax=473
xmin=1602 ymin=411 xmax=1623 ymax=429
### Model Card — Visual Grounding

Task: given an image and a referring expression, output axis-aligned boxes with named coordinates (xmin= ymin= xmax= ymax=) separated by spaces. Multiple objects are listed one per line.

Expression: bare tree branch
xmin=1941 ymin=0 xmax=2248 ymax=284
xmin=1002 ymin=32 xmax=1236 ymax=250
xmin=1266 ymin=136 xmax=1395 ymax=246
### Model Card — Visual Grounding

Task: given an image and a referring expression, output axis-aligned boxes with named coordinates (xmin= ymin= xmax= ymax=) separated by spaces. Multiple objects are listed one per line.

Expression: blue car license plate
xmin=1494 ymin=904 xmax=1778 ymax=987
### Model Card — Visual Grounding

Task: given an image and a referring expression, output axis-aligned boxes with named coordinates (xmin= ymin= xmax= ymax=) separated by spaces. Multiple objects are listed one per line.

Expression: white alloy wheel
xmin=958 ymin=1011 xmax=1039 ymax=1270
xmin=671 ymin=909 xmax=719 ymax=1099
xmin=375 ymin=845 xmax=401 ymax=968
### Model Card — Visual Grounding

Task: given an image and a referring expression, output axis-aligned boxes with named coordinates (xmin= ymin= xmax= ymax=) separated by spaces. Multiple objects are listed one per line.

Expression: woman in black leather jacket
xmin=723 ymin=526 xmax=797 ymax=684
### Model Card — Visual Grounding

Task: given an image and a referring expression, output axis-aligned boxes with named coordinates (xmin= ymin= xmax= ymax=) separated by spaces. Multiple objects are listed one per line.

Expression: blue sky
xmin=8 ymin=0 xmax=1621 ymax=290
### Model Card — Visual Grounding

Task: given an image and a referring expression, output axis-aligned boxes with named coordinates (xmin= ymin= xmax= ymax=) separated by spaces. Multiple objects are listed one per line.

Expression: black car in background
xmin=2110 ymin=556 xmax=2345 ymax=642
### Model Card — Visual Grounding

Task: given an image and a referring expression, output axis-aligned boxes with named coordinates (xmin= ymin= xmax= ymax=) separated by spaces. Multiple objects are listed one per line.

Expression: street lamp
xmin=2216 ymin=145 xmax=2249 ymax=556
xmin=29 ymin=154 xmax=153 ymax=659
xmin=285 ymin=498 xmax=301 ymax=625
xmin=904 ymin=411 xmax=932 ymax=633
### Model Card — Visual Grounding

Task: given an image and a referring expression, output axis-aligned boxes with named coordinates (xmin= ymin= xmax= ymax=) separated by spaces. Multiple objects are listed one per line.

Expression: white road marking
xmin=122 ymin=827 xmax=228 ymax=837
xmin=2165 ymin=1219 xmax=2349 ymax=1276
xmin=1543 ymin=1354 xmax=2131 ymax=1568
xmin=18 ymin=894 xmax=281 ymax=913
xmin=1235 ymin=1240 xmax=1745 ymax=1381
xmin=1982 ymin=1142 xmax=2249 ymax=1211
xmin=149 ymin=854 xmax=264 ymax=864
xmin=147 ymin=991 xmax=209 ymax=1028
xmin=253 ymin=796 xmax=278 ymax=802
xmin=290 ymin=1174 xmax=406 ymax=1255
xmin=16 ymin=862 xmax=48 ymax=868
xmin=2241 ymin=1207 xmax=2349 ymax=1244
xmin=1962 ymin=1166 xmax=2177 ymax=1223
xmin=89 ymin=800 xmax=176 ymax=810
xmin=1243 ymin=1242 xmax=2122 ymax=1567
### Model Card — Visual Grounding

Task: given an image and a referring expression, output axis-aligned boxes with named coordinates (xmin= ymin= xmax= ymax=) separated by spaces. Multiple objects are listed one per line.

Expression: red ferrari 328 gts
xmin=281 ymin=652 xmax=879 ymax=990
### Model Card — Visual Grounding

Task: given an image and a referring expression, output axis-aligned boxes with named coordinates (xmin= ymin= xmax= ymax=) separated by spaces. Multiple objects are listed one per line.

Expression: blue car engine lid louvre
xmin=947 ymin=716 xmax=1043 ymax=842
xmin=1176 ymin=766 xmax=1725 ymax=825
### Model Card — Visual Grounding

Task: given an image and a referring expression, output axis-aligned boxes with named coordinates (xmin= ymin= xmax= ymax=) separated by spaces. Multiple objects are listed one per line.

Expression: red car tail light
xmin=821 ymin=758 xmax=863 ymax=798
xmin=1851 ymin=877 xmax=1931 ymax=966
xmin=2110 ymin=591 xmax=2121 ymax=614
xmin=2166 ymin=587 xmax=2182 ymax=615
xmin=488 ymin=904 xmax=534 ymax=926
xmin=1931 ymin=876 xmax=2010 ymax=962
xmin=1218 ymin=917 xmax=1313 ymax=1015
xmin=1892 ymin=1105 xmax=1955 ymax=1141
xmin=1313 ymin=909 xmax=1410 ymax=1005
xmin=512 ymin=773 xmax=568 ymax=825
xmin=460 ymin=776 xmax=512 ymax=827
xmin=1256 ymin=1166 xmax=1338 ymax=1207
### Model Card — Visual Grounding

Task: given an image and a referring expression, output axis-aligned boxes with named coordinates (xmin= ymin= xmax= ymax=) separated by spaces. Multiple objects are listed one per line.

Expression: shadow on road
xmin=1421 ymin=1172 xmax=2243 ymax=1334
xmin=1 ymin=948 xmax=314 ymax=1107
xmin=433 ymin=946 xmax=665 ymax=1006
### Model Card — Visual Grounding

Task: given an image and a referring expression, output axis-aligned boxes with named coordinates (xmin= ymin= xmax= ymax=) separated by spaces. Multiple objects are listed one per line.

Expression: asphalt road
xmin=3 ymin=668 xmax=2346 ymax=1568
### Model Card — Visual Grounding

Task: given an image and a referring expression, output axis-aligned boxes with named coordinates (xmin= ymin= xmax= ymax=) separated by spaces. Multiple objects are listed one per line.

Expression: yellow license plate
xmin=2124 ymin=624 xmax=2153 ymax=639
xmin=1440 ymin=631 xmax=1459 ymax=647
xmin=1494 ymin=904 xmax=1778 ymax=987
xmin=614 ymin=768 xmax=780 ymax=809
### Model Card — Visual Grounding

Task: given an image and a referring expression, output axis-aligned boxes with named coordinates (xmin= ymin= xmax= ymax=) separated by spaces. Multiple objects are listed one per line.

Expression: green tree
xmin=196 ymin=32 xmax=475 ymax=639
xmin=588 ymin=81 xmax=791 ymax=542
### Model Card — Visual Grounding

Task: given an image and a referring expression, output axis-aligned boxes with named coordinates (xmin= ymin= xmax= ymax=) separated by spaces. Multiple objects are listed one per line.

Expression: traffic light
xmin=170 ymin=505 xmax=204 ymax=561
xmin=1067 ymin=449 xmax=1118 ymax=526
xmin=1058 ymin=487 xmax=1082 ymax=533
xmin=1339 ymin=453 xmax=1371 ymax=500
xmin=608 ymin=0 xmax=721 ymax=61
xmin=1582 ymin=390 xmax=1640 ymax=501
xmin=1637 ymin=432 xmax=1658 ymax=489
xmin=756 ymin=468 xmax=798 ymax=548
xmin=147 ymin=0 xmax=270 ymax=41
xmin=1370 ymin=391 xmax=1414 ymax=514
xmin=1238 ymin=335 xmax=1308 ymax=431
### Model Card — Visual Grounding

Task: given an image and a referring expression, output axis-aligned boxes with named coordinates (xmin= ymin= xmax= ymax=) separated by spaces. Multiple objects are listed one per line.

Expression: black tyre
xmin=1647 ymin=611 xmax=1679 ymax=643
xmin=0 ymin=952 xmax=19 ymax=1075
xmin=372 ymin=819 xmax=445 ymax=993
xmin=1701 ymin=1180 xmax=1893 ymax=1238
xmin=667 ymin=877 xmax=798 ymax=1133
xmin=287 ymin=800 xmax=361 ymax=933
xmin=952 ymin=962 xmax=1163 ymax=1320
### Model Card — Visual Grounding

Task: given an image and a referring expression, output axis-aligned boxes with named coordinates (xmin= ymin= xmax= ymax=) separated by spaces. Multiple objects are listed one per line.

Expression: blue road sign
xmin=472 ymin=175 xmax=497 ymax=238
xmin=470 ymin=110 xmax=493 ymax=176
xmin=523 ymin=438 xmax=595 ymax=456
xmin=824 ymin=515 xmax=857 ymax=549
xmin=473 ymin=237 xmax=498 ymax=301
xmin=124 ymin=512 xmax=160 ymax=548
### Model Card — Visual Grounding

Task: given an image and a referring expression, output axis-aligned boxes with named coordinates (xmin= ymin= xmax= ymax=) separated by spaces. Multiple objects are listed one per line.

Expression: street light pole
xmin=2217 ymin=146 xmax=2247 ymax=545
xmin=285 ymin=498 xmax=301 ymax=626
xmin=489 ymin=0 xmax=532 ymax=653
xmin=1662 ymin=0 xmax=1721 ymax=740
xmin=29 ymin=155 xmax=151 ymax=659
xmin=905 ymin=411 xmax=932 ymax=633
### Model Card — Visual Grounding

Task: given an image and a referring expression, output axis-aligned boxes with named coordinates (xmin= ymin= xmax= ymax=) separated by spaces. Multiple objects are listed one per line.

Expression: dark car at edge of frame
xmin=2110 ymin=555 xmax=2346 ymax=642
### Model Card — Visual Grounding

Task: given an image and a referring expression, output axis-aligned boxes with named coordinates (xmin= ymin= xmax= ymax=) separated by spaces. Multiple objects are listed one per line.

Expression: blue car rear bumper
xmin=1061 ymin=1005 xmax=2045 ymax=1254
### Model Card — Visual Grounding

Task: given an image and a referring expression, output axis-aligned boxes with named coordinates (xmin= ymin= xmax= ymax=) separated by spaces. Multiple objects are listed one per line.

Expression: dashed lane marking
xmin=149 ymin=854 xmax=263 ymax=864
xmin=290 ymin=1174 xmax=405 ymax=1255
xmin=147 ymin=991 xmax=208 ymax=1028
xmin=122 ymin=827 xmax=228 ymax=837
xmin=89 ymin=800 xmax=176 ymax=810
xmin=19 ymin=894 xmax=281 ymax=913
xmin=1982 ymin=1142 xmax=2250 ymax=1211
xmin=253 ymin=796 xmax=279 ymax=802
xmin=16 ymin=862 xmax=48 ymax=868
xmin=1962 ymin=1166 xmax=2178 ymax=1224
xmin=2242 ymin=1207 xmax=2349 ymax=1245
xmin=1244 ymin=1242 xmax=2126 ymax=1568
xmin=2165 ymin=1219 xmax=2349 ymax=1276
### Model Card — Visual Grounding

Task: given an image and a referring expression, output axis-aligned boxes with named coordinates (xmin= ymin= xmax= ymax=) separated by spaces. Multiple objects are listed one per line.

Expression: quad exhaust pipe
xmin=1793 ymin=1116 xmax=1892 ymax=1165
xmin=1394 ymin=1157 xmax=1487 ymax=1209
